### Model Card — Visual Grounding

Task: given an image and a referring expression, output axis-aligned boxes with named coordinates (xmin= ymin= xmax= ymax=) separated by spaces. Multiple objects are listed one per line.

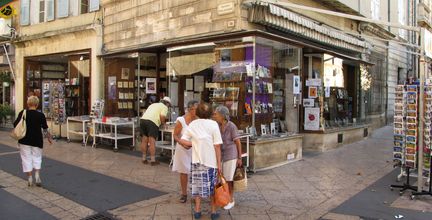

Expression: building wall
xmin=103 ymin=0 xmax=242 ymax=53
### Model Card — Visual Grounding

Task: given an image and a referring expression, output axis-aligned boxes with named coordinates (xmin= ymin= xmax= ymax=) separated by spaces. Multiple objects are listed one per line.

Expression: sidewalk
xmin=0 ymin=126 xmax=430 ymax=220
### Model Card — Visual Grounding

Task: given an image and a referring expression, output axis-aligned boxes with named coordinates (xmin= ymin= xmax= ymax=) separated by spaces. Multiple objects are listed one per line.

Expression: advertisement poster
xmin=293 ymin=75 xmax=300 ymax=94
xmin=304 ymin=107 xmax=320 ymax=131
xmin=146 ymin=78 xmax=157 ymax=94
xmin=108 ymin=76 xmax=116 ymax=100
xmin=308 ymin=86 xmax=318 ymax=98
xmin=303 ymin=98 xmax=315 ymax=107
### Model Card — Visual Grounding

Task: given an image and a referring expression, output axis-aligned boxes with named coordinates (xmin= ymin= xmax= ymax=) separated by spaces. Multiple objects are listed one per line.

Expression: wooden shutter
xmin=20 ymin=0 xmax=30 ymax=25
xmin=57 ymin=0 xmax=69 ymax=18
xmin=89 ymin=0 xmax=99 ymax=12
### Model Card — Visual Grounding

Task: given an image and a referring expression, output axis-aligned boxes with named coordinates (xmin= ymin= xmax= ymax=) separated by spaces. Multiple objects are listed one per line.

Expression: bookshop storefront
xmin=23 ymin=51 xmax=92 ymax=136
xmin=166 ymin=35 xmax=303 ymax=171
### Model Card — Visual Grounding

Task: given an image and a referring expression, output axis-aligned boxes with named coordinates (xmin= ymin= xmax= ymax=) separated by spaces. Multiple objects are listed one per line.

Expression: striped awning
xmin=248 ymin=2 xmax=369 ymax=52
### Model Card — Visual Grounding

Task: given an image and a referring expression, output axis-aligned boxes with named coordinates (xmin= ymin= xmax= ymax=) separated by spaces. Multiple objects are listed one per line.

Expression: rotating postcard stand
xmin=390 ymin=85 xmax=418 ymax=194
xmin=411 ymin=155 xmax=432 ymax=199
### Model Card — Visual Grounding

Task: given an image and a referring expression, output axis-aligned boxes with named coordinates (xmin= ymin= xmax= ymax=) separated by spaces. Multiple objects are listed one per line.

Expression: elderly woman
xmin=172 ymin=100 xmax=199 ymax=203
xmin=179 ymin=102 xmax=222 ymax=220
xmin=13 ymin=96 xmax=52 ymax=187
xmin=213 ymin=105 xmax=242 ymax=210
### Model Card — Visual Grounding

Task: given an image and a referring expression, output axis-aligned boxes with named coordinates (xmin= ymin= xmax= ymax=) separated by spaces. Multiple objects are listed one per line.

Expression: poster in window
xmin=325 ymin=87 xmax=330 ymax=98
xmin=304 ymin=107 xmax=320 ymax=131
xmin=186 ymin=78 xmax=193 ymax=91
xmin=308 ymin=86 xmax=318 ymax=98
xmin=303 ymin=98 xmax=314 ymax=107
xmin=293 ymin=75 xmax=300 ymax=94
xmin=108 ymin=76 xmax=117 ymax=100
xmin=146 ymin=78 xmax=157 ymax=94
xmin=121 ymin=68 xmax=130 ymax=80
xmin=220 ymin=49 xmax=231 ymax=67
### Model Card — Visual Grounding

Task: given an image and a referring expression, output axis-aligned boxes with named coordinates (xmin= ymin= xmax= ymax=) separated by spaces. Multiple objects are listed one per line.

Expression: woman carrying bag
xmin=179 ymin=102 xmax=223 ymax=220
xmin=213 ymin=105 xmax=243 ymax=210
xmin=13 ymin=96 xmax=52 ymax=187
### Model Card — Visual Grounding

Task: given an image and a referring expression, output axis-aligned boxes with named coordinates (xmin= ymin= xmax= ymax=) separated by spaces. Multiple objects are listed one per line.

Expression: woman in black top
xmin=13 ymin=96 xmax=52 ymax=187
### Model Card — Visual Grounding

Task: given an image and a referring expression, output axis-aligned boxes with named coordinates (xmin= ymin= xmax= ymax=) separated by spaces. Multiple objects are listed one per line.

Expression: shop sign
xmin=304 ymin=107 xmax=320 ymax=131
xmin=217 ymin=2 xmax=234 ymax=15
xmin=306 ymin=79 xmax=322 ymax=87
xmin=423 ymin=28 xmax=432 ymax=59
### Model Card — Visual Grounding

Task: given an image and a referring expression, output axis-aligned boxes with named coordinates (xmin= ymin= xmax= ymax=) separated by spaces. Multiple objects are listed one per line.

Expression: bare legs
xmin=140 ymin=136 xmax=148 ymax=162
xmin=227 ymin=181 xmax=234 ymax=202
xmin=180 ymin=173 xmax=188 ymax=196
xmin=141 ymin=136 xmax=157 ymax=163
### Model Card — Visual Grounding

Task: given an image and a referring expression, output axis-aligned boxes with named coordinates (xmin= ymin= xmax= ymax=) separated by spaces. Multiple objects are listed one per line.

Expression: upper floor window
xmin=371 ymin=0 xmax=380 ymax=20
xmin=20 ymin=0 xmax=100 ymax=26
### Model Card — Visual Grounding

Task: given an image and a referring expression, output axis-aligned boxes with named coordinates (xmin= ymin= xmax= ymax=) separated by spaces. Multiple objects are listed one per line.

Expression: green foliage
xmin=0 ymin=104 xmax=14 ymax=120
xmin=0 ymin=71 xmax=12 ymax=83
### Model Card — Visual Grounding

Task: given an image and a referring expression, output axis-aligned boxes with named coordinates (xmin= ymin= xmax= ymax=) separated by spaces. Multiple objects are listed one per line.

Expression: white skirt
xmin=223 ymin=159 xmax=237 ymax=181
xmin=172 ymin=143 xmax=191 ymax=174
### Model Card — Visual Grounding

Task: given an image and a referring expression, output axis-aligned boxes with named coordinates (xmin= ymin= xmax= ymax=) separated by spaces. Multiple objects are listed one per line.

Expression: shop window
xmin=25 ymin=52 xmax=91 ymax=122
xmin=167 ymin=37 xmax=300 ymax=136
xmin=305 ymin=54 xmax=359 ymax=130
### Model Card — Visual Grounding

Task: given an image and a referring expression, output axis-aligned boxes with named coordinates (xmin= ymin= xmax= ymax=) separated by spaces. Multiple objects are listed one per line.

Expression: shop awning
xmin=167 ymin=52 xmax=214 ymax=76
xmin=247 ymin=2 xmax=369 ymax=53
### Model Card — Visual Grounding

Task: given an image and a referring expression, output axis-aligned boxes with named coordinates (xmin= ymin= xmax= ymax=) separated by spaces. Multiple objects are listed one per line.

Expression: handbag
xmin=214 ymin=171 xmax=231 ymax=207
xmin=233 ymin=166 xmax=248 ymax=192
xmin=10 ymin=110 xmax=27 ymax=140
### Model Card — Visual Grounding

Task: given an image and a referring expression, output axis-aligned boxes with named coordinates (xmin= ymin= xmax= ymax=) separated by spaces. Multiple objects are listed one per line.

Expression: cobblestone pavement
xmin=0 ymin=126 xmax=429 ymax=220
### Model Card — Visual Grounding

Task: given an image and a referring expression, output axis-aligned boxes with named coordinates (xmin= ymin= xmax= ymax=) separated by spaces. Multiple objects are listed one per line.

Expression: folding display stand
xmin=391 ymin=166 xmax=418 ymax=195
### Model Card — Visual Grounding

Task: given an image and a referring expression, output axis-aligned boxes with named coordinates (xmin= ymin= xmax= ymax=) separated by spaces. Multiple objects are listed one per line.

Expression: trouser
xmin=19 ymin=144 xmax=43 ymax=173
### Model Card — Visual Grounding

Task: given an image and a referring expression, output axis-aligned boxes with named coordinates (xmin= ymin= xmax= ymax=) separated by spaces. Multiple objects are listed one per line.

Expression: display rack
xmin=411 ymin=84 xmax=432 ymax=199
xmin=391 ymin=85 xmax=419 ymax=194
xmin=92 ymin=118 xmax=135 ymax=152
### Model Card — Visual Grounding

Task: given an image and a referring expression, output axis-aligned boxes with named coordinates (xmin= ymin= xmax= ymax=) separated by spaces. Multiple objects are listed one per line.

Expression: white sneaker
xmin=223 ymin=201 xmax=235 ymax=210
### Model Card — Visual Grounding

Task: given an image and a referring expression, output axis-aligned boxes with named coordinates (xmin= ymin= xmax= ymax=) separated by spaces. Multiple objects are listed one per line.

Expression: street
xmin=0 ymin=126 xmax=431 ymax=220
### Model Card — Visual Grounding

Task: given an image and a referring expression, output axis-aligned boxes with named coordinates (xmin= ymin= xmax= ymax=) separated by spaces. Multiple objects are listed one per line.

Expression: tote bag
xmin=10 ymin=110 xmax=26 ymax=140
xmin=214 ymin=171 xmax=231 ymax=207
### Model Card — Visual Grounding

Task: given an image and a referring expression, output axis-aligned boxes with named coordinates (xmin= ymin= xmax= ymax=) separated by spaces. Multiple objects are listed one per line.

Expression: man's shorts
xmin=140 ymin=119 xmax=159 ymax=138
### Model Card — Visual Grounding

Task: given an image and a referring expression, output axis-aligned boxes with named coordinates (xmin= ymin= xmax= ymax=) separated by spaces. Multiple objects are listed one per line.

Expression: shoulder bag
xmin=10 ymin=110 xmax=27 ymax=140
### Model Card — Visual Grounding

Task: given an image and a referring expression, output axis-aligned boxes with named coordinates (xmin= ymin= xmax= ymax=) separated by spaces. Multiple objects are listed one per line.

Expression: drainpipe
xmin=385 ymin=0 xmax=391 ymax=124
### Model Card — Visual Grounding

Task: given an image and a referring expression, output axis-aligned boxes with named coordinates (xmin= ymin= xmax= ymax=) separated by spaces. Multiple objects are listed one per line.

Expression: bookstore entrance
xmin=24 ymin=50 xmax=91 ymax=124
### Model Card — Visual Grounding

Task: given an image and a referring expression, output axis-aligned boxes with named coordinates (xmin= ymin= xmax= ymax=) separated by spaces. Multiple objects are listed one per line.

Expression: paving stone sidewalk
xmin=0 ymin=126 xmax=429 ymax=220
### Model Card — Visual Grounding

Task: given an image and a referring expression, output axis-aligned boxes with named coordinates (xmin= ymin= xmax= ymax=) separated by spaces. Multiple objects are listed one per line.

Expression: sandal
xmin=142 ymin=160 xmax=148 ymax=164
xmin=179 ymin=194 xmax=187 ymax=203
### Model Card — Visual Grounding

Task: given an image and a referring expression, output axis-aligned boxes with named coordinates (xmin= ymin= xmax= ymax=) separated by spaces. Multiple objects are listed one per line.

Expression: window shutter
xmin=20 ymin=0 xmax=30 ymax=25
xmin=89 ymin=0 xmax=99 ymax=12
xmin=46 ymin=0 xmax=55 ymax=21
xmin=70 ymin=0 xmax=79 ymax=16
xmin=57 ymin=0 xmax=69 ymax=18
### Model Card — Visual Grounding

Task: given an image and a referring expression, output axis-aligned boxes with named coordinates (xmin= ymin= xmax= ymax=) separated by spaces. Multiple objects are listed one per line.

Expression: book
xmin=213 ymin=88 xmax=226 ymax=99
xmin=225 ymin=87 xmax=239 ymax=100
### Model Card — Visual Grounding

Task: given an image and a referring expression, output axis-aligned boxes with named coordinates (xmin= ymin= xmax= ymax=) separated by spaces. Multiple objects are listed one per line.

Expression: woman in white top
xmin=179 ymin=102 xmax=223 ymax=220
xmin=172 ymin=100 xmax=199 ymax=203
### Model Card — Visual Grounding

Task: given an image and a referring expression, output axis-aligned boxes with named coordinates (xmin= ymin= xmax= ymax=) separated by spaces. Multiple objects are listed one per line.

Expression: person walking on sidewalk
xmin=13 ymin=96 xmax=53 ymax=187
xmin=172 ymin=100 xmax=199 ymax=203
xmin=213 ymin=105 xmax=242 ymax=210
xmin=179 ymin=102 xmax=223 ymax=220
xmin=140 ymin=96 xmax=171 ymax=165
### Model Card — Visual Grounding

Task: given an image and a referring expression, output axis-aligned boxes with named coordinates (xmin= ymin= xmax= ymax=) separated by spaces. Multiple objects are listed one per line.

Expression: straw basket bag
xmin=233 ymin=166 xmax=247 ymax=192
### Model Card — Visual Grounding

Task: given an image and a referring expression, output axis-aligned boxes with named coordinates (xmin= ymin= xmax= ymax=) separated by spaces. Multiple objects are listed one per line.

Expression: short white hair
xmin=215 ymin=105 xmax=230 ymax=121
xmin=27 ymin=96 xmax=39 ymax=107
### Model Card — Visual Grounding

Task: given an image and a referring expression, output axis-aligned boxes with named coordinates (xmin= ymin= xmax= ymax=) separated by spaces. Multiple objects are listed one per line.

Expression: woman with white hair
xmin=213 ymin=105 xmax=242 ymax=210
xmin=13 ymin=96 xmax=52 ymax=187
xmin=172 ymin=100 xmax=199 ymax=203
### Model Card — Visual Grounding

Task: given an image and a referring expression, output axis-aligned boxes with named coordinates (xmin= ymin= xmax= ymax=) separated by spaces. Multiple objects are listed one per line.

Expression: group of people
xmin=140 ymin=98 xmax=243 ymax=219
xmin=14 ymin=95 xmax=242 ymax=219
